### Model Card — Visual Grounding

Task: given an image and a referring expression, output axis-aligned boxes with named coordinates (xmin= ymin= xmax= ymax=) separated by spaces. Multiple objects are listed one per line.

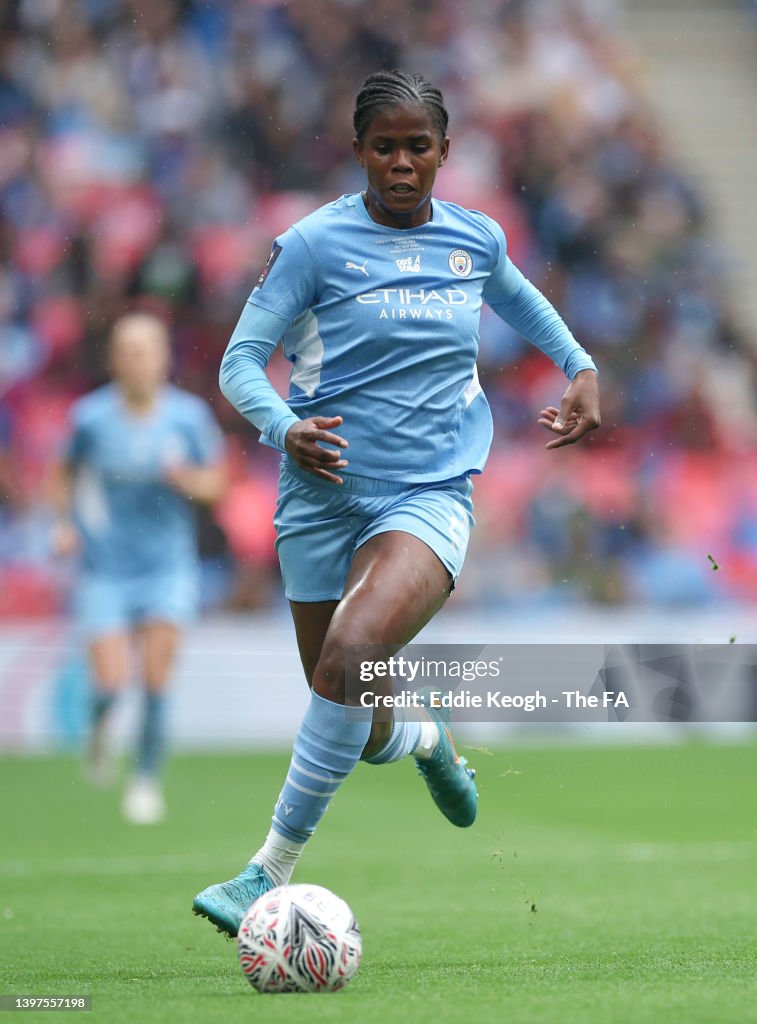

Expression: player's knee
xmin=311 ymin=638 xmax=349 ymax=703
xmin=311 ymin=627 xmax=372 ymax=704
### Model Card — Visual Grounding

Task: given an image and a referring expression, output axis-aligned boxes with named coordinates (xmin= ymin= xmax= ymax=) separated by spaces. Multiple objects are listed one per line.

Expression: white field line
xmin=0 ymin=853 xmax=227 ymax=878
xmin=0 ymin=843 xmax=755 ymax=879
xmin=484 ymin=841 xmax=757 ymax=866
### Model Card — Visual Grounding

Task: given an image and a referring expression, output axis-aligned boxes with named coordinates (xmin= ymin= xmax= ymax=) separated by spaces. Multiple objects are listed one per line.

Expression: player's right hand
xmin=285 ymin=416 xmax=349 ymax=485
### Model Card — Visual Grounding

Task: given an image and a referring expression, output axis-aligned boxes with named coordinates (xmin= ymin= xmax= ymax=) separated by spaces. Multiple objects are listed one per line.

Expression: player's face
xmin=110 ymin=320 xmax=170 ymax=402
xmin=353 ymin=104 xmax=449 ymax=229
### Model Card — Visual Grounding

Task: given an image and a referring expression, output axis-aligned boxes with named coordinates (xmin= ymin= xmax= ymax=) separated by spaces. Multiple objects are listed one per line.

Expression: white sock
xmin=411 ymin=717 xmax=440 ymax=761
xmin=251 ymin=827 xmax=306 ymax=887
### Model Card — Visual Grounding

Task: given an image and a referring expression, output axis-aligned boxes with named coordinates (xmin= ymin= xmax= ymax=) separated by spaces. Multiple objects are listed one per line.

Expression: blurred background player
xmin=52 ymin=313 xmax=227 ymax=823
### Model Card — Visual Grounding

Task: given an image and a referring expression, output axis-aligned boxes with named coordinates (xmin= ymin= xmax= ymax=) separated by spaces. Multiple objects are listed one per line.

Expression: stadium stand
xmin=0 ymin=0 xmax=755 ymax=614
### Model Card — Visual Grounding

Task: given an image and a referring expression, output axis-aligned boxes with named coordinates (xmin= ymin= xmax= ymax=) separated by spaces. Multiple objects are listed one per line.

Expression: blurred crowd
xmin=1 ymin=0 xmax=755 ymax=614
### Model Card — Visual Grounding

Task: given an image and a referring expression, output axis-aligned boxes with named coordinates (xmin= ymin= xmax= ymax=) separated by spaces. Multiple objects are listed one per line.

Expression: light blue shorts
xmin=274 ymin=459 xmax=475 ymax=602
xmin=75 ymin=569 xmax=199 ymax=640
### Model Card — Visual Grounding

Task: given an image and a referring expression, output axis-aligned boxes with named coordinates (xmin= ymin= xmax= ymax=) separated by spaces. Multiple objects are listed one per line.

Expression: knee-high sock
xmin=136 ymin=692 xmax=167 ymax=777
xmin=362 ymin=718 xmax=422 ymax=764
xmin=252 ymin=692 xmax=372 ymax=884
xmin=363 ymin=715 xmax=439 ymax=765
xmin=91 ymin=690 xmax=117 ymax=726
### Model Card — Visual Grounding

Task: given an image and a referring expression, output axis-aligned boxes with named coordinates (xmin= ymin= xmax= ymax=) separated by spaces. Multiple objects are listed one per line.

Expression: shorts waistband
xmin=282 ymin=457 xmax=413 ymax=495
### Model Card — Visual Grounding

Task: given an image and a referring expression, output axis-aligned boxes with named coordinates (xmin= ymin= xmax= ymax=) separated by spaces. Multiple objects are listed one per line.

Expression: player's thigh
xmin=133 ymin=568 xmax=199 ymax=629
xmin=289 ymin=600 xmax=339 ymax=685
xmin=129 ymin=568 xmax=197 ymax=687
xmin=75 ymin=575 xmax=131 ymax=689
xmin=342 ymin=530 xmax=452 ymax=643
xmin=312 ymin=530 xmax=452 ymax=703
xmin=136 ymin=621 xmax=182 ymax=692
xmin=89 ymin=632 xmax=131 ymax=691
xmin=358 ymin=473 xmax=474 ymax=589
xmin=330 ymin=474 xmax=475 ymax=652
xmin=75 ymin=575 xmax=129 ymax=644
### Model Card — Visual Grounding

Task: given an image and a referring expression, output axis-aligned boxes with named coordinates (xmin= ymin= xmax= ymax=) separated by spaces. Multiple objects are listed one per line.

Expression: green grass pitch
xmin=2 ymin=742 xmax=756 ymax=1023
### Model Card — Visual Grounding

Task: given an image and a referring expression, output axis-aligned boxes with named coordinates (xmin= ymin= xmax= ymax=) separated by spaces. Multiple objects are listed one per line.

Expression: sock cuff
xmin=296 ymin=691 xmax=373 ymax=777
xmin=363 ymin=718 xmax=422 ymax=765
xmin=270 ymin=818 xmax=310 ymax=844
xmin=262 ymin=823 xmax=306 ymax=855
xmin=307 ymin=690 xmax=373 ymax=738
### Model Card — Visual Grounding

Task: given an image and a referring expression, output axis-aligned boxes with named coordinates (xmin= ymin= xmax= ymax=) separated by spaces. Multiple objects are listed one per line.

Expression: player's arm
xmin=164 ymin=393 xmax=231 ymax=503
xmin=48 ymin=396 xmax=90 ymax=556
xmin=220 ymin=299 xmax=348 ymax=485
xmin=484 ymin=244 xmax=600 ymax=449
xmin=49 ymin=458 xmax=80 ymax=556
xmin=164 ymin=461 xmax=228 ymax=504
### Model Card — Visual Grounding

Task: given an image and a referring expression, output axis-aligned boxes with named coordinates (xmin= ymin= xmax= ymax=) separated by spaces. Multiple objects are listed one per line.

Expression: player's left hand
xmin=538 ymin=369 xmax=600 ymax=450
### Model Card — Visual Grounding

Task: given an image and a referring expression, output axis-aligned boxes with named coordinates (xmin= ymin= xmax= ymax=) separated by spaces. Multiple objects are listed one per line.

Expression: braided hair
xmin=353 ymin=70 xmax=449 ymax=142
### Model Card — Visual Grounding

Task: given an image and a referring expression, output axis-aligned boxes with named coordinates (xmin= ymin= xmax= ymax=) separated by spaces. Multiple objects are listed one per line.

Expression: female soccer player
xmin=54 ymin=313 xmax=227 ymax=823
xmin=194 ymin=70 xmax=600 ymax=932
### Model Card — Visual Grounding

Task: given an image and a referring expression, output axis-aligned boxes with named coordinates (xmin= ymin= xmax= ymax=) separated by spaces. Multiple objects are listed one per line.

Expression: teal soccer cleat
xmin=415 ymin=690 xmax=478 ymax=827
xmin=192 ymin=862 xmax=274 ymax=937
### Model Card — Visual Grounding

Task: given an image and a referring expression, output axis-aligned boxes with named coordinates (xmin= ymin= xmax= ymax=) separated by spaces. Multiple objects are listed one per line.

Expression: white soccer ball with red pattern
xmin=237 ymin=883 xmax=362 ymax=994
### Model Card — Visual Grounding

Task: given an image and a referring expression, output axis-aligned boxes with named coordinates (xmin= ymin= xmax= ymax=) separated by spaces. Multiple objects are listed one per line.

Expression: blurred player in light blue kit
xmin=53 ymin=313 xmax=226 ymax=823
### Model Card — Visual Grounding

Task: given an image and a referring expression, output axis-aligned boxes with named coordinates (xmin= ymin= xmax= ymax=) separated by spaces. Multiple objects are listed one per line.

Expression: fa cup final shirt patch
xmin=257 ymin=243 xmax=282 ymax=288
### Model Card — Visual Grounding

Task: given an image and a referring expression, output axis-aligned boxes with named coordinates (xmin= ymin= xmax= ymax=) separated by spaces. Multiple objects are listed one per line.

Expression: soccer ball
xmin=237 ymin=883 xmax=362 ymax=994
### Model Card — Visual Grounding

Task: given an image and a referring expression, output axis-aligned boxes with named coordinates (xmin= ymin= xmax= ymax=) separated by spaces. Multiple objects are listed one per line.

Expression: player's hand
xmin=51 ymin=521 xmax=80 ymax=557
xmin=538 ymin=370 xmax=600 ymax=450
xmin=164 ymin=464 xmax=194 ymax=495
xmin=164 ymin=462 xmax=227 ymax=503
xmin=164 ymin=463 xmax=207 ymax=498
xmin=285 ymin=416 xmax=349 ymax=485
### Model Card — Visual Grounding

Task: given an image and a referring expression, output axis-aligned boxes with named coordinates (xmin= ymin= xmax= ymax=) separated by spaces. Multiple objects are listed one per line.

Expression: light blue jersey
xmin=64 ymin=384 xmax=224 ymax=577
xmin=221 ymin=193 xmax=596 ymax=483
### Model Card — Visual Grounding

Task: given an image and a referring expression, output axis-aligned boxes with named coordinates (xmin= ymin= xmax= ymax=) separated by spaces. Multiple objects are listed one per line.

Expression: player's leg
xmin=289 ymin=599 xmax=411 ymax=757
xmin=304 ymin=529 xmax=475 ymax=823
xmin=193 ymin=470 xmax=473 ymax=936
xmin=243 ymin=588 xmax=434 ymax=894
xmin=347 ymin=475 xmax=475 ymax=780
xmin=194 ymin=532 xmax=460 ymax=936
xmin=121 ymin=620 xmax=181 ymax=824
xmin=137 ymin=619 xmax=181 ymax=775
xmin=253 ymin=534 xmax=451 ymax=872
xmin=77 ymin=573 xmax=133 ymax=785
xmin=85 ymin=631 xmax=131 ymax=784
xmin=290 ymin=476 xmax=479 ymax=826
xmin=289 ymin=600 xmax=339 ymax=685
xmin=122 ymin=567 xmax=195 ymax=823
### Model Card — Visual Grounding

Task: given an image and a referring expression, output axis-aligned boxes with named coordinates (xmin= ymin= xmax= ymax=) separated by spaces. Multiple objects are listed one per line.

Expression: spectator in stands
xmin=0 ymin=0 xmax=754 ymax=609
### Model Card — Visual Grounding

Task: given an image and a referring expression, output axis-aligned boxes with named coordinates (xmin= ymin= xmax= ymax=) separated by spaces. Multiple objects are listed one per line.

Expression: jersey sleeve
xmin=246 ymin=227 xmax=318 ymax=324
xmin=219 ymin=301 xmax=300 ymax=452
xmin=482 ymin=219 xmax=597 ymax=379
xmin=61 ymin=402 xmax=89 ymax=467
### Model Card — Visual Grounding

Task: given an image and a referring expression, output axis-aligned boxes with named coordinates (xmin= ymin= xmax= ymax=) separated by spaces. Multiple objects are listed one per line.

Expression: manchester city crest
xmin=449 ymin=249 xmax=473 ymax=278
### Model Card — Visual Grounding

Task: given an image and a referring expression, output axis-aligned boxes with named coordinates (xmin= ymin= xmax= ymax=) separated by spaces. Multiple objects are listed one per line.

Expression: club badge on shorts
xmin=449 ymin=249 xmax=473 ymax=278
